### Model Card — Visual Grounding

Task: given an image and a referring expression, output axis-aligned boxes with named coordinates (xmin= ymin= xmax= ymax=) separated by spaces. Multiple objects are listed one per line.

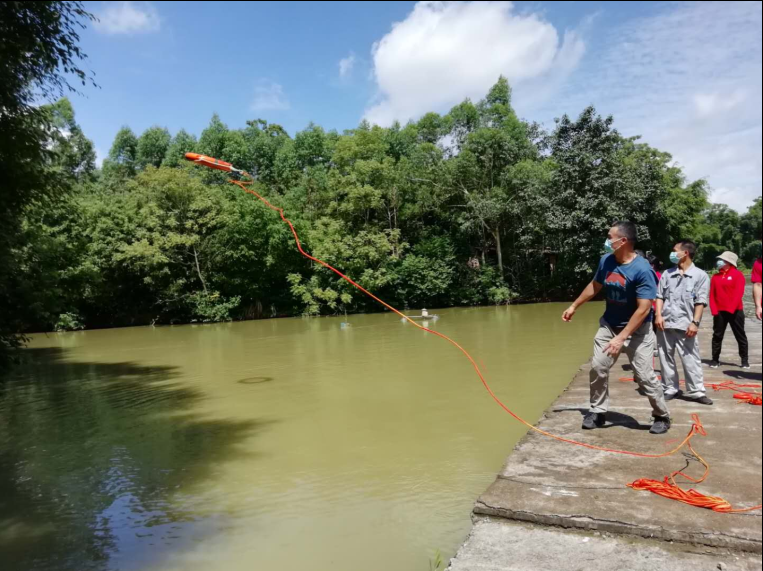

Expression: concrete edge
xmin=473 ymin=500 xmax=763 ymax=554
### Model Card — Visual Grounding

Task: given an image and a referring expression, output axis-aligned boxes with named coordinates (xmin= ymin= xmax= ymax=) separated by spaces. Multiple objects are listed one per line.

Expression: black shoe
xmin=709 ymin=360 xmax=720 ymax=369
xmin=664 ymin=390 xmax=682 ymax=401
xmin=742 ymin=361 xmax=751 ymax=370
xmin=650 ymin=416 xmax=671 ymax=435
xmin=582 ymin=412 xmax=606 ymax=430
xmin=686 ymin=395 xmax=714 ymax=405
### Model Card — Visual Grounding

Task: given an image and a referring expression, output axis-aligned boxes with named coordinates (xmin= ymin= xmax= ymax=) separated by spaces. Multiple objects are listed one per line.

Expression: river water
xmin=0 ymin=302 xmax=599 ymax=571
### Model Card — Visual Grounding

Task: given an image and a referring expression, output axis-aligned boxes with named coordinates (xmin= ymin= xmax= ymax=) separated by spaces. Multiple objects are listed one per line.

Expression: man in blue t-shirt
xmin=562 ymin=221 xmax=670 ymax=434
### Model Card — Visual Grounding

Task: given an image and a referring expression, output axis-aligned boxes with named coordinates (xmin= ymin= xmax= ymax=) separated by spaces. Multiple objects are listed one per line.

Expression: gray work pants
xmin=657 ymin=329 xmax=706 ymax=398
xmin=589 ymin=319 xmax=669 ymax=418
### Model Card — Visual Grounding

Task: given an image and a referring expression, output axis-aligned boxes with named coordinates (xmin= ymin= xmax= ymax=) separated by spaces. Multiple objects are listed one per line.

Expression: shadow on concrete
xmin=552 ymin=407 xmax=650 ymax=431
xmin=723 ymin=370 xmax=763 ymax=382
xmin=701 ymin=359 xmax=742 ymax=367
xmin=0 ymin=347 xmax=264 ymax=571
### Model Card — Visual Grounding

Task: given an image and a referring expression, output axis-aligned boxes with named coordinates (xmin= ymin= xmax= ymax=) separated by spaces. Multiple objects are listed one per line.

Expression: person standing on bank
xmin=655 ymin=241 xmax=712 ymax=405
xmin=752 ymin=246 xmax=761 ymax=321
xmin=709 ymin=251 xmax=749 ymax=370
xmin=562 ymin=221 xmax=670 ymax=434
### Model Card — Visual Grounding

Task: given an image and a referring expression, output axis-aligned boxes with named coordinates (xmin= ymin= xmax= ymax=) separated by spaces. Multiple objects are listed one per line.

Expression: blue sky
xmin=74 ymin=1 xmax=761 ymax=211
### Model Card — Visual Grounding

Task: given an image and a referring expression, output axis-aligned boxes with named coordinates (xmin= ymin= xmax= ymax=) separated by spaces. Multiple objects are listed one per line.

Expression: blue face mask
xmin=717 ymin=260 xmax=727 ymax=270
xmin=604 ymin=238 xmax=623 ymax=254
xmin=669 ymin=251 xmax=683 ymax=265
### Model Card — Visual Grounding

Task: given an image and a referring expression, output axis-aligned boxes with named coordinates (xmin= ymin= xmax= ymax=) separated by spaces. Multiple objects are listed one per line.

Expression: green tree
xmin=198 ymin=114 xmax=229 ymax=159
xmin=163 ymin=129 xmax=198 ymax=167
xmin=695 ymin=204 xmax=743 ymax=268
xmin=740 ymin=197 xmax=762 ymax=266
xmin=45 ymin=97 xmax=96 ymax=181
xmin=0 ymin=2 xmax=95 ymax=367
xmin=444 ymin=77 xmax=535 ymax=280
xmin=136 ymin=126 xmax=171 ymax=169
xmin=102 ymin=127 xmax=138 ymax=180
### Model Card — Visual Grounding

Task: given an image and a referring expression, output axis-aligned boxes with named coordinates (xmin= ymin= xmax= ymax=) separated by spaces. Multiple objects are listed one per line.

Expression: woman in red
xmin=709 ymin=251 xmax=749 ymax=369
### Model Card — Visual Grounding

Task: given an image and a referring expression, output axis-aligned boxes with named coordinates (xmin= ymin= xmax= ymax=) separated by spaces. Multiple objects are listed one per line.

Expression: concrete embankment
xmin=449 ymin=289 xmax=762 ymax=570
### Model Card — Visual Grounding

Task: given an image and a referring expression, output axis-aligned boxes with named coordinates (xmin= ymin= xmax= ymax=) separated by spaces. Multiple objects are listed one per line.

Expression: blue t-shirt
xmin=594 ymin=254 xmax=657 ymax=328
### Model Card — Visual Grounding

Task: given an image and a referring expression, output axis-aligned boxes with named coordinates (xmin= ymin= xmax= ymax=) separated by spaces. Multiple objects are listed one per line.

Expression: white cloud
xmin=364 ymin=1 xmax=585 ymax=126
xmin=693 ymin=90 xmax=747 ymax=118
xmin=539 ymin=1 xmax=762 ymax=212
xmin=95 ymin=1 xmax=160 ymax=35
xmin=339 ymin=53 xmax=357 ymax=78
xmin=251 ymin=80 xmax=290 ymax=111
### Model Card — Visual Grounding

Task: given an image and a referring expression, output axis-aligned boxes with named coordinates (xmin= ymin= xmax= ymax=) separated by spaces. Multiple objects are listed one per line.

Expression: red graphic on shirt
xmin=605 ymin=271 xmax=627 ymax=305
xmin=605 ymin=272 xmax=627 ymax=288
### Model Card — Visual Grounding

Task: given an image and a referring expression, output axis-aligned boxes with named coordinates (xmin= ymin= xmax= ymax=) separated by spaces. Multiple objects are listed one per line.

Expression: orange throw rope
xmin=708 ymin=380 xmax=762 ymax=406
xmin=185 ymin=156 xmax=761 ymax=513
xmin=620 ymin=378 xmax=762 ymax=406
xmin=229 ymin=178 xmax=701 ymax=458
xmin=628 ymin=415 xmax=760 ymax=513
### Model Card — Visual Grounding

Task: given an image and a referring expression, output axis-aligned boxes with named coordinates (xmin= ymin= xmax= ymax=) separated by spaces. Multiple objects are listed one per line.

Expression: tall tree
xmin=162 ymin=129 xmax=198 ymax=167
xmin=102 ymin=127 xmax=139 ymax=179
xmin=136 ymin=126 xmax=171 ymax=169
xmin=0 ymin=2 xmax=95 ymax=367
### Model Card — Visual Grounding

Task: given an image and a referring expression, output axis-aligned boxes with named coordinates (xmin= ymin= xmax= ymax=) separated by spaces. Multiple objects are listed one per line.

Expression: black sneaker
xmin=664 ymin=391 xmax=682 ymax=401
xmin=582 ymin=412 xmax=606 ymax=430
xmin=686 ymin=395 xmax=714 ymax=405
xmin=709 ymin=360 xmax=720 ymax=369
xmin=742 ymin=361 xmax=751 ymax=370
xmin=649 ymin=416 xmax=671 ymax=434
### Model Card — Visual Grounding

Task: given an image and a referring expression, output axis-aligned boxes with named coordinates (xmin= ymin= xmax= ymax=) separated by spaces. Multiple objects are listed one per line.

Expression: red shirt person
xmin=752 ymin=256 xmax=762 ymax=320
xmin=709 ymin=251 xmax=749 ymax=369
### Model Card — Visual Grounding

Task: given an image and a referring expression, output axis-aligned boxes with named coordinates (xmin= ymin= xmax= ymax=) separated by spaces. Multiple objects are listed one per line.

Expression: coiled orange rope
xmin=628 ymin=415 xmax=759 ymax=512
xmin=187 ymin=157 xmax=762 ymax=513
xmin=708 ymin=380 xmax=762 ymax=406
xmin=620 ymin=377 xmax=762 ymax=406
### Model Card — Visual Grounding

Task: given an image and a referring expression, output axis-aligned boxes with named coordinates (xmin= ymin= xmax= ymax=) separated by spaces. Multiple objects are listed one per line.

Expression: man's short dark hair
xmin=612 ymin=221 xmax=637 ymax=243
xmin=677 ymin=240 xmax=697 ymax=259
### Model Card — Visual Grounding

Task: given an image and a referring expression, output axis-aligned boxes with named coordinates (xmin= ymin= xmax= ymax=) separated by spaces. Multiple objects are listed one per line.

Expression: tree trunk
xmin=492 ymin=227 xmax=504 ymax=280
xmin=193 ymin=245 xmax=209 ymax=295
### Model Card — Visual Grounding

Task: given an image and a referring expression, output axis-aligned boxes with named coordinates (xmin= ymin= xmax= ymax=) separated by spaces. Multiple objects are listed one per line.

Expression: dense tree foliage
xmin=7 ymin=86 xmax=758 ymax=341
xmin=1 ymin=1 xmax=95 ymax=366
xmin=1 ymin=3 xmax=759 ymax=370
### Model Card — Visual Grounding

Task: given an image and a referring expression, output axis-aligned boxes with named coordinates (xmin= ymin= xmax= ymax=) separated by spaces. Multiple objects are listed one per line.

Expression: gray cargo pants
xmin=589 ymin=319 xmax=669 ymax=418
xmin=657 ymin=329 xmax=706 ymax=399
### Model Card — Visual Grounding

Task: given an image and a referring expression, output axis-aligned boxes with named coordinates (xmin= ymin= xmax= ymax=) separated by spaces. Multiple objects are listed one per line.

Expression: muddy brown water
xmin=0 ymin=303 xmax=600 ymax=571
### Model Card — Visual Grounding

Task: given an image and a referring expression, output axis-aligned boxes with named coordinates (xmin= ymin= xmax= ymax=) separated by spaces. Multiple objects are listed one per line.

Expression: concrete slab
xmin=473 ymin=319 xmax=762 ymax=552
xmin=448 ymin=517 xmax=763 ymax=571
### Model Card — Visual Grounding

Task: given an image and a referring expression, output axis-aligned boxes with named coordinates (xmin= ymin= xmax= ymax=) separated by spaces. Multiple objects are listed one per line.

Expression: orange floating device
xmin=184 ymin=152 xmax=237 ymax=172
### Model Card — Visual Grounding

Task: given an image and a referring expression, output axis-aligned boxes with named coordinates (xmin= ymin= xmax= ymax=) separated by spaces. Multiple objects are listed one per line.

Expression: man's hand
xmin=757 ymin=305 xmax=762 ymax=321
xmin=604 ymin=336 xmax=625 ymax=357
xmin=562 ymin=305 xmax=577 ymax=322
xmin=655 ymin=314 xmax=665 ymax=331
xmin=686 ymin=322 xmax=699 ymax=338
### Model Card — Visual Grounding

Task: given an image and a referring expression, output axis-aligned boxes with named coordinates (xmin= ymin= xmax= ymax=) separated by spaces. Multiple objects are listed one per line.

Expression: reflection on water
xmin=0 ymin=303 xmax=599 ymax=571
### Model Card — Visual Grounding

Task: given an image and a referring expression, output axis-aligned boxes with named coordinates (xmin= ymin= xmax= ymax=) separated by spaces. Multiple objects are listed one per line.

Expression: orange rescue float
xmin=184 ymin=152 xmax=235 ymax=172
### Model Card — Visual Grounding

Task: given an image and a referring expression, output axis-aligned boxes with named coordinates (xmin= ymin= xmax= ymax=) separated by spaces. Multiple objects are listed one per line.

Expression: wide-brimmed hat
xmin=717 ymin=251 xmax=738 ymax=267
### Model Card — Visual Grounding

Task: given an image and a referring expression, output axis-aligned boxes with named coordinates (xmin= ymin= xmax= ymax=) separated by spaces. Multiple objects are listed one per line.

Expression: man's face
xmin=673 ymin=244 xmax=686 ymax=257
xmin=608 ymin=227 xmax=626 ymax=249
